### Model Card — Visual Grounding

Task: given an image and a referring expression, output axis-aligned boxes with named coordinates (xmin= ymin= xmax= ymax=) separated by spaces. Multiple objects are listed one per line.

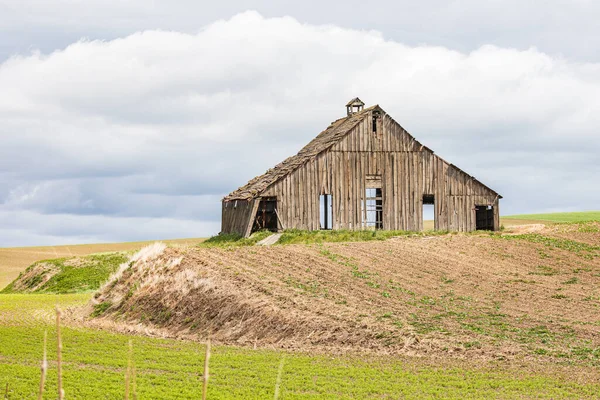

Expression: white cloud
xmin=1 ymin=11 xmax=599 ymax=245
xmin=2 ymin=1 xmax=600 ymax=61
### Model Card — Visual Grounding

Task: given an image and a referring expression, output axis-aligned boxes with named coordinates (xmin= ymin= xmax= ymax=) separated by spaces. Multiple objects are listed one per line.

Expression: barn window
xmin=319 ymin=194 xmax=332 ymax=230
xmin=364 ymin=188 xmax=383 ymax=230
xmin=422 ymin=195 xmax=435 ymax=230
xmin=372 ymin=110 xmax=382 ymax=134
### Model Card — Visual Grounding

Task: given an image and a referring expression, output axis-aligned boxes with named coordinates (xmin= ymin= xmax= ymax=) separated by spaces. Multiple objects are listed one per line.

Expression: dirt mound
xmin=90 ymin=243 xmax=376 ymax=348
xmin=88 ymin=227 xmax=600 ymax=363
xmin=503 ymin=223 xmax=546 ymax=235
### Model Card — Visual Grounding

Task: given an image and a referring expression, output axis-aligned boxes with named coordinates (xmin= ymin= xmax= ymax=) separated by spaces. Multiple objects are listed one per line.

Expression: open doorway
xmin=364 ymin=188 xmax=383 ymax=230
xmin=423 ymin=194 xmax=435 ymax=230
xmin=475 ymin=205 xmax=495 ymax=231
xmin=252 ymin=197 xmax=278 ymax=233
xmin=319 ymin=194 xmax=332 ymax=230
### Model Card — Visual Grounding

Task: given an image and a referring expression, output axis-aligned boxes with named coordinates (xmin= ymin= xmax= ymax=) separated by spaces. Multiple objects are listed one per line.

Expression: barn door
xmin=475 ymin=205 xmax=494 ymax=231
xmin=252 ymin=197 xmax=279 ymax=233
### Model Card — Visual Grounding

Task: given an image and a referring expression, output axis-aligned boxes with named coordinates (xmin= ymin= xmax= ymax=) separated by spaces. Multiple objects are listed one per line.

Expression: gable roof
xmin=224 ymin=105 xmax=501 ymax=201
xmin=346 ymin=97 xmax=365 ymax=107
xmin=224 ymin=105 xmax=377 ymax=201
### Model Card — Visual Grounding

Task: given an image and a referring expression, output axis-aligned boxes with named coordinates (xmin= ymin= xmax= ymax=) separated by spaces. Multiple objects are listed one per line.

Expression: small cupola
xmin=346 ymin=97 xmax=365 ymax=116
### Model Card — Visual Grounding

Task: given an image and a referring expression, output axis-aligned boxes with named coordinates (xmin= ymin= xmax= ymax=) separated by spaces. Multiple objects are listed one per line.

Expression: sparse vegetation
xmin=201 ymin=228 xmax=449 ymax=247
xmin=200 ymin=230 xmax=273 ymax=247
xmin=278 ymin=228 xmax=447 ymax=245
xmin=529 ymin=265 xmax=559 ymax=276
xmin=498 ymin=234 xmax=600 ymax=258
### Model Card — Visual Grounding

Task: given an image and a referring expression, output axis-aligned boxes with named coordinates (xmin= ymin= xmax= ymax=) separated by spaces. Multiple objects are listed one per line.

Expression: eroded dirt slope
xmin=89 ymin=224 xmax=600 ymax=363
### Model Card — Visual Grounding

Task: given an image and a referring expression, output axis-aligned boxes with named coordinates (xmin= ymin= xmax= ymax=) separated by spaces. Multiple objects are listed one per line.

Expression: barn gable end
xmin=222 ymin=101 xmax=501 ymax=236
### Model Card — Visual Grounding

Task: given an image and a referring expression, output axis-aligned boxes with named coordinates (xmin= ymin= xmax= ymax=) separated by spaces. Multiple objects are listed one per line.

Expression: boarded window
xmin=319 ymin=194 xmax=332 ymax=230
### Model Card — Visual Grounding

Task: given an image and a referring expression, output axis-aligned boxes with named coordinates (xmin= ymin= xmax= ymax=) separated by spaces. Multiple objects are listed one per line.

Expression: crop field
xmin=1 ymin=294 xmax=600 ymax=399
xmin=502 ymin=211 xmax=600 ymax=224
xmin=2 ymin=217 xmax=600 ymax=398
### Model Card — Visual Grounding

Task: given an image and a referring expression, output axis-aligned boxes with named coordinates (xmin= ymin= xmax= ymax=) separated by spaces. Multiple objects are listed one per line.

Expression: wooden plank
xmin=275 ymin=208 xmax=286 ymax=231
xmin=243 ymin=199 xmax=260 ymax=238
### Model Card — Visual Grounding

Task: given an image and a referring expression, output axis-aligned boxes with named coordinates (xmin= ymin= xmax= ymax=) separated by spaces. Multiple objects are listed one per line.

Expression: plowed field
xmin=91 ymin=223 xmax=600 ymax=364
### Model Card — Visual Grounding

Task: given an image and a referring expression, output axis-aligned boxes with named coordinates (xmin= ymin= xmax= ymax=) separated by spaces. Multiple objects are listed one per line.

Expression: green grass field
xmin=2 ymin=294 xmax=599 ymax=399
xmin=503 ymin=211 xmax=600 ymax=223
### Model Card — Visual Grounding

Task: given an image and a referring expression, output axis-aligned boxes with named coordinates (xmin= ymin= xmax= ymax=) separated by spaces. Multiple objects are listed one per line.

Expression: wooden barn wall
xmin=221 ymin=199 xmax=255 ymax=236
xmin=260 ymin=110 xmax=500 ymax=232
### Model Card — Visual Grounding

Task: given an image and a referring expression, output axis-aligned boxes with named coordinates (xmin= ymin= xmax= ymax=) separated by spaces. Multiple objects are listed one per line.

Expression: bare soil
xmin=88 ymin=224 xmax=600 ymax=364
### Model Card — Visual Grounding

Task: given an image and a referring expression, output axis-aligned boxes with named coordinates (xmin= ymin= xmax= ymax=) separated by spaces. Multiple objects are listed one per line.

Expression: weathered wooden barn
xmin=222 ymin=98 xmax=501 ymax=237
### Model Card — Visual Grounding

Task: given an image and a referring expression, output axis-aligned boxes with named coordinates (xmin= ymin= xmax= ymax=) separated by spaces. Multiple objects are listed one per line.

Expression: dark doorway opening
xmin=475 ymin=205 xmax=495 ymax=231
xmin=364 ymin=188 xmax=383 ymax=230
xmin=253 ymin=197 xmax=278 ymax=233
xmin=319 ymin=194 xmax=332 ymax=230
xmin=423 ymin=194 xmax=435 ymax=230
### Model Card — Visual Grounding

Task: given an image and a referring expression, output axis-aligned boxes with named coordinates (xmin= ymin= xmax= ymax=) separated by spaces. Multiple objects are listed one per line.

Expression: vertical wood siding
xmin=224 ymin=110 xmax=500 ymax=235
xmin=221 ymin=199 xmax=255 ymax=235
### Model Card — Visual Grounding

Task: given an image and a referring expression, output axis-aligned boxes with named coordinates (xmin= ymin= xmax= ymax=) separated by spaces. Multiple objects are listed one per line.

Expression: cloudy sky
xmin=1 ymin=1 xmax=599 ymax=246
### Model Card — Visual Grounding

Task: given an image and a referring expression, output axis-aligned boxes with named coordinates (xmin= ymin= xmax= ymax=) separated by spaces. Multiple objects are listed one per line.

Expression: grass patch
xmin=201 ymin=228 xmax=453 ymax=247
xmin=562 ymin=277 xmax=579 ymax=285
xmin=503 ymin=211 xmax=600 ymax=223
xmin=529 ymin=265 xmax=559 ymax=276
xmin=1 ymin=253 xmax=128 ymax=294
xmin=200 ymin=230 xmax=273 ymax=247
xmin=278 ymin=229 xmax=447 ymax=245
xmin=91 ymin=300 xmax=112 ymax=317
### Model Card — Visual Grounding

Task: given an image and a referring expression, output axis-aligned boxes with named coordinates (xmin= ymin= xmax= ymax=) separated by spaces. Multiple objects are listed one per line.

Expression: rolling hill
xmin=77 ymin=221 xmax=600 ymax=364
